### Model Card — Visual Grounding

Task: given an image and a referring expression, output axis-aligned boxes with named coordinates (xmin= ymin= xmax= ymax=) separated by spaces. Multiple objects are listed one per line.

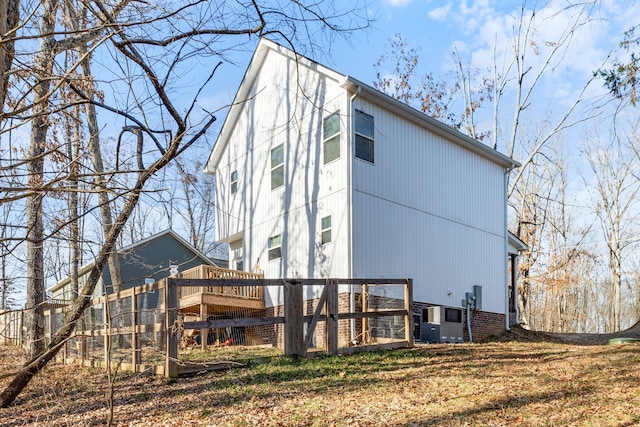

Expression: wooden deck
xmin=178 ymin=265 xmax=265 ymax=314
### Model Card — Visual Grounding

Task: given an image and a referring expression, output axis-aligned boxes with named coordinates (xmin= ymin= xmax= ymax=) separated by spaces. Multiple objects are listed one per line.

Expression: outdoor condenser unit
xmin=420 ymin=306 xmax=464 ymax=343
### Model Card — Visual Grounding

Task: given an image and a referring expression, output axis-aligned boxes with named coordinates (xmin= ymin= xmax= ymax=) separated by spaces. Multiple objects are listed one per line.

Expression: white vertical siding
xmin=214 ymin=49 xmax=352 ymax=306
xmin=213 ymin=43 xmax=511 ymax=314
xmin=351 ymin=98 xmax=507 ymax=313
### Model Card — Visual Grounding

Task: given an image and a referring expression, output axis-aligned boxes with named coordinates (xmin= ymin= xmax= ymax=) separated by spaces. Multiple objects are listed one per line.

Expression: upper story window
xmin=230 ymin=170 xmax=238 ymax=194
xmin=321 ymin=215 xmax=332 ymax=245
xmin=268 ymin=234 xmax=282 ymax=260
xmin=323 ymin=111 xmax=340 ymax=164
xmin=355 ymin=110 xmax=374 ymax=163
xmin=271 ymin=144 xmax=284 ymax=190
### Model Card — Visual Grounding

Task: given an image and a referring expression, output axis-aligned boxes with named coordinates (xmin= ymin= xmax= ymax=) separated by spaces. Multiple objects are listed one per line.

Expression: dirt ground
xmin=1 ymin=326 xmax=640 ymax=426
xmin=495 ymin=322 xmax=640 ymax=345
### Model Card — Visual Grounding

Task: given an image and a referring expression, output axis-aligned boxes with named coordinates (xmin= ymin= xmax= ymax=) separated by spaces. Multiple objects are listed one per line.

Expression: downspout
xmin=467 ymin=300 xmax=473 ymax=343
xmin=348 ymin=83 xmax=361 ymax=343
xmin=513 ymin=253 xmax=520 ymax=325
xmin=504 ymin=165 xmax=514 ymax=332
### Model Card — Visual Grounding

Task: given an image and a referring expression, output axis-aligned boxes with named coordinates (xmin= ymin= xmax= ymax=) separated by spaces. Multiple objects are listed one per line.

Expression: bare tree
xmin=534 ymin=143 xmax=593 ymax=332
xmin=583 ymin=121 xmax=640 ymax=332
xmin=23 ymin=0 xmax=59 ymax=360
xmin=174 ymin=159 xmax=218 ymax=256
xmin=501 ymin=2 xmax=602 ymax=194
xmin=58 ymin=0 xmax=128 ymax=298
xmin=373 ymin=34 xmax=491 ymax=138
xmin=0 ymin=0 xmax=372 ymax=408
xmin=511 ymin=131 xmax=556 ymax=329
xmin=0 ymin=0 xmax=20 ymax=112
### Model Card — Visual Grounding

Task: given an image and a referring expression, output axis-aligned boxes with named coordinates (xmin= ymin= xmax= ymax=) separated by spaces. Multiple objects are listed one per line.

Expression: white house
xmin=205 ymin=38 xmax=521 ymax=341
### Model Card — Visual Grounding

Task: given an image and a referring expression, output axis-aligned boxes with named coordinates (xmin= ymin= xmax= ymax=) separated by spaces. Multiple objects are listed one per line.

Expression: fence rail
xmin=1 ymin=273 xmax=413 ymax=378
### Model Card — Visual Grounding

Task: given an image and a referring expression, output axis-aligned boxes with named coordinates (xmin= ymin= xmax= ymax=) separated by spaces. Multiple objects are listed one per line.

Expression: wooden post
xmin=200 ymin=302 xmax=208 ymax=350
xmin=132 ymin=290 xmax=140 ymax=370
xmin=303 ymin=282 xmax=329 ymax=355
xmin=79 ymin=314 xmax=86 ymax=365
xmin=164 ymin=279 xmax=178 ymax=377
xmin=284 ymin=280 xmax=303 ymax=356
xmin=103 ymin=295 xmax=109 ymax=370
xmin=158 ymin=281 xmax=165 ymax=353
xmin=326 ymin=279 xmax=338 ymax=355
xmin=20 ymin=308 xmax=24 ymax=346
xmin=362 ymin=284 xmax=369 ymax=344
xmin=405 ymin=279 xmax=414 ymax=347
xmin=47 ymin=308 xmax=55 ymax=358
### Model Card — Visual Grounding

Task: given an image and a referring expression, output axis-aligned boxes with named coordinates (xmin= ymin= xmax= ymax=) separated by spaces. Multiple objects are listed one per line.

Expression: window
xmin=321 ymin=215 xmax=332 ymax=244
xmin=268 ymin=234 xmax=282 ymax=260
xmin=355 ymin=109 xmax=374 ymax=163
xmin=271 ymin=144 xmax=284 ymax=190
xmin=323 ymin=111 xmax=340 ymax=164
xmin=230 ymin=170 xmax=238 ymax=194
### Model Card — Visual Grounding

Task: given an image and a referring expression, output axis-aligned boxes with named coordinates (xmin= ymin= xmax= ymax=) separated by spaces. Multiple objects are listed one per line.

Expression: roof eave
xmin=342 ymin=76 xmax=520 ymax=170
xmin=508 ymin=231 xmax=529 ymax=253
xmin=46 ymin=261 xmax=96 ymax=293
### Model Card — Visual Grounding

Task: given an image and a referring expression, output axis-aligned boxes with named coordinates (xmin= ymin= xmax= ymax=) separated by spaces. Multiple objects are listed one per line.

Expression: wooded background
xmin=1 ymin=0 xmax=640 ymax=408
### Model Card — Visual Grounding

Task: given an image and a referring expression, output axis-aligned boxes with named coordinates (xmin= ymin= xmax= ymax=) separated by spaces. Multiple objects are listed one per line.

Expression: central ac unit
xmin=420 ymin=306 xmax=464 ymax=343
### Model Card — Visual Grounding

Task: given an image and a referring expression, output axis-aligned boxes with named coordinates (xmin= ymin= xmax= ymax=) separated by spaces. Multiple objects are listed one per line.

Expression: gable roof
xmin=46 ymin=230 xmax=216 ymax=293
xmin=205 ymin=38 xmax=519 ymax=175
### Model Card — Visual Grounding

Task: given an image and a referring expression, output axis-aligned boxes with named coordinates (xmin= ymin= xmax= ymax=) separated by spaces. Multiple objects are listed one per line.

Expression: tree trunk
xmin=68 ymin=115 xmax=81 ymax=299
xmin=0 ymin=0 xmax=20 ymax=112
xmin=25 ymin=0 xmax=58 ymax=358
xmin=80 ymin=56 xmax=124 ymax=296
xmin=517 ymin=270 xmax=530 ymax=329
xmin=611 ymin=244 xmax=622 ymax=332
xmin=1 ymin=175 xmax=146 ymax=407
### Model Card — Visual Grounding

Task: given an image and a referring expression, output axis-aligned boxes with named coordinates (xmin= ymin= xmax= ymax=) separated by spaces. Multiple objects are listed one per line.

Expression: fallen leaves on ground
xmin=1 ymin=340 xmax=639 ymax=426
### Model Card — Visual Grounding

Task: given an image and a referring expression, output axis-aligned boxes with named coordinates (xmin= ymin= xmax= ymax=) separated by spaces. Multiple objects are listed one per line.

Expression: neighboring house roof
xmin=211 ymin=258 xmax=229 ymax=269
xmin=507 ymin=231 xmax=528 ymax=255
xmin=47 ymin=229 xmax=216 ymax=294
xmin=205 ymin=37 xmax=520 ymax=175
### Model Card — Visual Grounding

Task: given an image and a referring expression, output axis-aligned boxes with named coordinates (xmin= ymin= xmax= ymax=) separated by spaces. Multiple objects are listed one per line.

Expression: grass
xmin=2 ymin=340 xmax=640 ymax=426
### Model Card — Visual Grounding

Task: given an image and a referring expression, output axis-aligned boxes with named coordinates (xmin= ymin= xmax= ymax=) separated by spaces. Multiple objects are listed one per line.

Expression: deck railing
xmin=178 ymin=265 xmax=264 ymax=301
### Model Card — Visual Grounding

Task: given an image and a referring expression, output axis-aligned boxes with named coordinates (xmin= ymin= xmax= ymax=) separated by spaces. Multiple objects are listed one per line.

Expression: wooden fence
xmin=2 ymin=277 xmax=413 ymax=378
xmin=0 ymin=309 xmax=23 ymax=345
xmin=169 ymin=277 xmax=414 ymax=376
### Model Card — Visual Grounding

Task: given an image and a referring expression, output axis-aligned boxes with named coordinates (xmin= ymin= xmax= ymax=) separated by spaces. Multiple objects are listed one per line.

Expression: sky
xmin=4 ymin=0 xmax=639 ymax=306
xmin=187 ymin=0 xmax=639 ymax=165
xmin=192 ymin=0 xmax=640 ymax=266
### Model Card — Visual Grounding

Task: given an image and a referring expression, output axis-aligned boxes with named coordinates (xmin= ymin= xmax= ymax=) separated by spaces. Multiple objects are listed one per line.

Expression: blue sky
xmin=195 ymin=0 xmax=637 ymax=155
xmin=336 ymin=0 xmax=636 ymax=90
xmin=189 ymin=0 xmax=640 ymax=259
xmin=6 ymin=0 xmax=638 ymax=305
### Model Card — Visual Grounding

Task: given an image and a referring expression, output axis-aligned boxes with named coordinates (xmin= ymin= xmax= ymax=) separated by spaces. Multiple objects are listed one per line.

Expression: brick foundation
xmin=246 ymin=305 xmax=283 ymax=347
xmin=193 ymin=298 xmax=508 ymax=348
xmin=246 ymin=292 xmax=407 ymax=350
xmin=464 ymin=309 xmax=506 ymax=342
